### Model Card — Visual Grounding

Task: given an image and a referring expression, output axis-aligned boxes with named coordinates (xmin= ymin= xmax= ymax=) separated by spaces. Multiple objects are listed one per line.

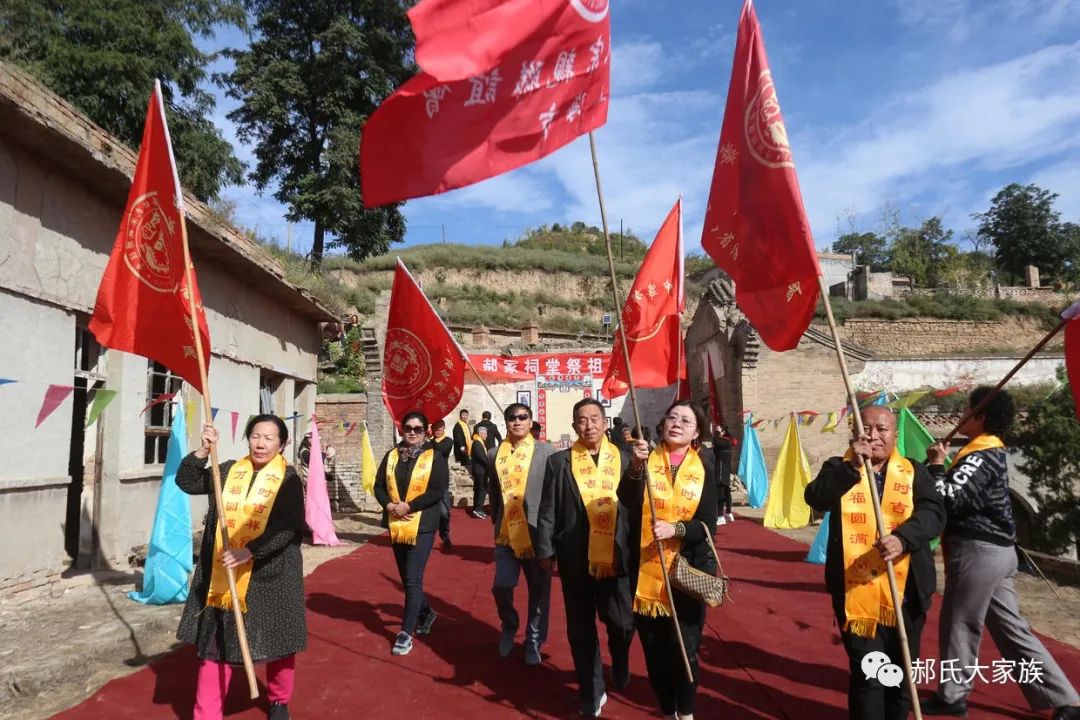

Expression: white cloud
xmin=894 ymin=0 xmax=1080 ymax=41
xmin=611 ymin=40 xmax=666 ymax=94
xmin=1030 ymin=159 xmax=1080 ymax=222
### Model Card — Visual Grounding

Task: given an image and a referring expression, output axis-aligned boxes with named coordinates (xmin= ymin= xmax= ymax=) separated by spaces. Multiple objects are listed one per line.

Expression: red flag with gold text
xmin=382 ymin=260 xmax=466 ymax=425
xmin=89 ymin=82 xmax=210 ymax=393
xmin=602 ymin=199 xmax=686 ymax=398
xmin=361 ymin=0 xmax=611 ymax=207
xmin=700 ymin=0 xmax=822 ymax=352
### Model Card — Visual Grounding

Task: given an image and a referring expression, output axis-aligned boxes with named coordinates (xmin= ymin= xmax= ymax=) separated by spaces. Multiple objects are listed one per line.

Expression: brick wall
xmin=314 ymin=393 xmax=371 ymax=512
xmin=835 ymin=319 xmax=1046 ymax=357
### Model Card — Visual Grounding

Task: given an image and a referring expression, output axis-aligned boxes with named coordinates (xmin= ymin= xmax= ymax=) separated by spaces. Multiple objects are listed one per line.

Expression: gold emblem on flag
xmin=745 ymin=71 xmax=794 ymax=169
xmin=383 ymin=328 xmax=432 ymax=400
xmin=786 ymin=282 xmax=802 ymax=301
xmin=123 ymin=192 xmax=181 ymax=293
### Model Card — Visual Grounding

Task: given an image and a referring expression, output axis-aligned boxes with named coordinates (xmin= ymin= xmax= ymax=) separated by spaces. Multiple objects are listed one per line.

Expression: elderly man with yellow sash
xmin=537 ymin=398 xmax=645 ymax=718
xmin=487 ymin=402 xmax=554 ymax=666
xmin=805 ymin=406 xmax=944 ymax=720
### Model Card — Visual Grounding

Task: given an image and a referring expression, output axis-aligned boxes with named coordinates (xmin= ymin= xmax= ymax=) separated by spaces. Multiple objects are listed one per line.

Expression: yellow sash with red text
xmin=570 ymin=437 xmax=622 ymax=578
xmin=841 ymin=446 xmax=914 ymax=638
xmin=385 ymin=448 xmax=434 ymax=545
xmin=495 ymin=436 xmax=537 ymax=558
xmin=634 ymin=446 xmax=705 ymax=617
xmin=208 ymin=454 xmax=287 ymax=612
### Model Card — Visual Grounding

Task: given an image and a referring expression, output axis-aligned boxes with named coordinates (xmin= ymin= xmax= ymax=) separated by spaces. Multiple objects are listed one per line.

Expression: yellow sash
xmin=208 ymin=454 xmax=287 ymax=612
xmin=953 ymin=434 xmax=1004 ymax=465
xmin=634 ymin=445 xmax=706 ymax=617
xmin=570 ymin=437 xmax=622 ymax=578
xmin=495 ymin=436 xmax=537 ymax=558
xmin=840 ymin=447 xmax=915 ymax=638
xmin=457 ymin=420 xmax=470 ymax=444
xmin=385 ymin=447 xmax=435 ymax=545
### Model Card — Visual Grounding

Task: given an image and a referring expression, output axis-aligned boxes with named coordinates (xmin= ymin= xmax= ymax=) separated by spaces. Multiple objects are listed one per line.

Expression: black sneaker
xmin=268 ymin=702 xmax=290 ymax=720
xmin=1053 ymin=707 xmax=1080 ymax=720
xmin=921 ymin=694 xmax=967 ymax=717
xmin=416 ymin=609 xmax=437 ymax=635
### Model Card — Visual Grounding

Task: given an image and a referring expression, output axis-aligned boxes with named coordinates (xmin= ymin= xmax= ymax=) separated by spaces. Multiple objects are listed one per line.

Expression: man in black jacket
xmin=431 ymin=420 xmax=455 ymax=548
xmin=470 ymin=426 xmax=489 ymax=519
xmin=805 ymin=406 xmax=945 ymax=720
xmin=476 ymin=410 xmax=503 ymax=450
xmin=452 ymin=409 xmax=471 ymax=467
xmin=537 ymin=398 xmax=645 ymax=718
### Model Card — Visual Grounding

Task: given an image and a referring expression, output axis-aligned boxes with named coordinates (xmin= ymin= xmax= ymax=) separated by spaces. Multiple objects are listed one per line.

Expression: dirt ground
xmin=3 ymin=506 xmax=1077 ymax=720
xmin=0 ymin=513 xmax=384 ymax=720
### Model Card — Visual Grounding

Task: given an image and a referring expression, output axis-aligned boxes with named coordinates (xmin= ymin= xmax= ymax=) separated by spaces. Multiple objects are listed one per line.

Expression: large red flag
xmin=361 ymin=0 xmax=611 ymax=207
xmin=700 ymin=0 xmax=822 ymax=352
xmin=89 ymin=81 xmax=210 ymax=392
xmin=382 ymin=260 xmax=467 ymax=425
xmin=602 ymin=198 xmax=686 ymax=398
xmin=1062 ymin=301 xmax=1080 ymax=419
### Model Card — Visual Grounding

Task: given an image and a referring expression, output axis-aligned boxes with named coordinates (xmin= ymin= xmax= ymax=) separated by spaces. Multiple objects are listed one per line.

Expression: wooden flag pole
xmin=588 ymin=131 xmax=694 ymax=683
xmin=179 ymin=217 xmax=260 ymax=699
xmin=817 ymin=276 xmax=922 ymax=720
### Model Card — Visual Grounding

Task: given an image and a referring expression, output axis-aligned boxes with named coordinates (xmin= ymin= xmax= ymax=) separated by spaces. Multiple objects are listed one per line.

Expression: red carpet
xmin=53 ymin=512 xmax=1080 ymax=719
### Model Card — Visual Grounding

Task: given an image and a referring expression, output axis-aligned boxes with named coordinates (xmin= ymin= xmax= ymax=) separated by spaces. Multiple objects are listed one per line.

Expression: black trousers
xmin=635 ymin=589 xmax=707 ymax=716
xmin=717 ymin=483 xmax=732 ymax=515
xmin=391 ymin=531 xmax=435 ymax=636
xmin=471 ymin=466 xmax=488 ymax=512
xmin=561 ymin=569 xmax=635 ymax=709
xmin=438 ymin=484 xmax=452 ymax=540
xmin=838 ymin=604 xmax=926 ymax=720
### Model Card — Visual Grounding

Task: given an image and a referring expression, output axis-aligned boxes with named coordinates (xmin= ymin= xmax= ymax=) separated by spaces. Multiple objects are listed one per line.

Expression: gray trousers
xmin=938 ymin=536 xmax=1079 ymax=709
xmin=492 ymin=543 xmax=551 ymax=646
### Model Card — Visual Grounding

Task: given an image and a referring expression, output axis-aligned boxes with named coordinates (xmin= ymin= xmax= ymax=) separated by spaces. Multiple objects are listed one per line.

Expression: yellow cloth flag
xmin=361 ymin=426 xmax=377 ymax=496
xmin=634 ymin=445 xmax=706 ymax=617
xmin=822 ymin=411 xmax=839 ymax=433
xmin=569 ymin=437 xmax=622 ymax=578
xmin=495 ymin=436 xmax=537 ymax=558
xmin=385 ymin=448 xmax=434 ymax=545
xmin=208 ymin=453 xmax=288 ymax=612
xmin=953 ymin=434 xmax=1005 ymax=465
xmin=763 ymin=415 xmax=813 ymax=529
xmin=840 ymin=447 xmax=915 ymax=638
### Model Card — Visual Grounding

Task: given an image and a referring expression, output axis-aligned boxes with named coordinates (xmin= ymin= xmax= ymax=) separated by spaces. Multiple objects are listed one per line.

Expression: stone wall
xmin=834 ymin=318 xmax=1052 ymax=357
xmin=314 ymin=394 xmax=370 ymax=512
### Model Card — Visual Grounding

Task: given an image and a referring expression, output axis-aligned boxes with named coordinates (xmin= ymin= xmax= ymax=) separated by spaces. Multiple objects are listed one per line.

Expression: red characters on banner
xmin=700 ymin=1 xmax=822 ymax=352
xmin=361 ymin=0 xmax=611 ymax=207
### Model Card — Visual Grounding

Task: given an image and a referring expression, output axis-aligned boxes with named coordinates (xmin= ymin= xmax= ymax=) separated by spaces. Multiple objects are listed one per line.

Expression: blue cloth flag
xmin=739 ymin=415 xmax=769 ymax=509
xmin=806 ymin=511 xmax=829 ymax=564
xmin=129 ymin=401 xmax=192 ymax=605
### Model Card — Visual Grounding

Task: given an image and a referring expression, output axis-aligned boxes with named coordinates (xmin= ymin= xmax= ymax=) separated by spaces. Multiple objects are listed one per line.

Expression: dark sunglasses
xmin=402 ymin=425 xmax=426 ymax=434
xmin=507 ymin=413 xmax=530 ymax=421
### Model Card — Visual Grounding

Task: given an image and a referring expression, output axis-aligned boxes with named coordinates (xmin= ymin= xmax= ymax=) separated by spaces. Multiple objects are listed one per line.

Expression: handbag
xmin=668 ymin=521 xmax=730 ymax=608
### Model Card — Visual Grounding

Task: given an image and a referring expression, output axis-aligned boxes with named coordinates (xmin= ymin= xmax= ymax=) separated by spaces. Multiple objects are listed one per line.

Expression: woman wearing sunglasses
xmin=373 ymin=410 xmax=449 ymax=656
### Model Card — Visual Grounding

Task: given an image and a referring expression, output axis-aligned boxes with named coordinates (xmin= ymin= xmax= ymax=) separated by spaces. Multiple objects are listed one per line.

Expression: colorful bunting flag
xmin=36 ymin=385 xmax=74 ymax=428
xmin=361 ymin=426 xmax=377 ymax=496
xmin=84 ymin=389 xmax=118 ymax=428
xmin=0 ymin=379 xmax=14 ymax=387
xmin=230 ymin=411 xmax=239 ymax=442
xmin=304 ymin=417 xmax=340 ymax=546
xmin=210 ymin=407 xmax=219 ymax=421
xmin=763 ymin=415 xmax=813 ymax=529
xmin=739 ymin=416 xmax=769 ymax=509
xmin=185 ymin=400 xmax=198 ymax=442
xmin=821 ymin=411 xmax=839 ymax=433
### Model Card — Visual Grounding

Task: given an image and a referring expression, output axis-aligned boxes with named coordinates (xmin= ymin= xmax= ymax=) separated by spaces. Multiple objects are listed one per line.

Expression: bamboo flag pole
xmin=179 ymin=217 xmax=260 ymax=699
xmin=816 ymin=275 xmax=922 ymax=720
xmin=588 ymin=131 xmax=694 ymax=682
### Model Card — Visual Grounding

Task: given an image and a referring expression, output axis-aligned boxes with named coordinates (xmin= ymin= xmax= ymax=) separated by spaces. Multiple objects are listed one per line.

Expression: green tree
xmin=887 ymin=216 xmax=955 ymax=288
xmin=221 ymin=0 xmax=414 ymax=269
xmin=0 ymin=0 xmax=245 ymax=201
xmin=974 ymin=183 xmax=1069 ymax=285
xmin=832 ymin=231 xmax=887 ymax=270
xmin=1016 ymin=368 xmax=1080 ymax=557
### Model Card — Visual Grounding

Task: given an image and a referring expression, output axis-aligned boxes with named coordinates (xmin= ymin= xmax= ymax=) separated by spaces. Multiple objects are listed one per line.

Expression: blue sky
xmin=201 ymin=0 xmax=1080 ymax=259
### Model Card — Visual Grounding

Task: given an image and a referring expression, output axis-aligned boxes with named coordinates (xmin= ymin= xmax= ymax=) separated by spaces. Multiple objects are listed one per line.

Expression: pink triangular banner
xmin=304 ymin=415 xmax=339 ymax=546
xmin=230 ymin=411 xmax=239 ymax=441
xmin=36 ymin=384 xmax=75 ymax=428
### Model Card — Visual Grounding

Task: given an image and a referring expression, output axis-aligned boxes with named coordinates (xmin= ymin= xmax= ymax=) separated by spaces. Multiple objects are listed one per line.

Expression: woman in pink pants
xmin=177 ymin=415 xmax=308 ymax=720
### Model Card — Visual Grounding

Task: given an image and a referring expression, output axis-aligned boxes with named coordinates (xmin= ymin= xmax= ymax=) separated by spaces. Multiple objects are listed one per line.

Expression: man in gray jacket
xmin=488 ymin=402 xmax=553 ymax=667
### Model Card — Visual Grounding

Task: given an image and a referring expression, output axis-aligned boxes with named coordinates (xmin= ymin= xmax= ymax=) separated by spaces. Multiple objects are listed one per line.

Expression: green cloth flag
xmin=896 ymin=407 xmax=934 ymax=464
xmin=84 ymin=389 xmax=118 ymax=428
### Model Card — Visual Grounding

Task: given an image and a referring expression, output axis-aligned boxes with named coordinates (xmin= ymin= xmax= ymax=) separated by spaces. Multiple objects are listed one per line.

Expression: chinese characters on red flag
xmin=700 ymin=0 xmax=822 ymax=352
xmin=602 ymin=198 xmax=686 ymax=398
xmin=88 ymin=81 xmax=211 ymax=393
xmin=382 ymin=260 xmax=467 ymax=425
xmin=360 ymin=0 xmax=611 ymax=207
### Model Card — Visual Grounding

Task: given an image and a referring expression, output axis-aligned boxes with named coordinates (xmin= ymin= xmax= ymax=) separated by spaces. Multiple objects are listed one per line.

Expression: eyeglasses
xmin=402 ymin=425 xmax=426 ymax=434
xmin=664 ymin=415 xmax=697 ymax=428
xmin=507 ymin=413 xmax=530 ymax=421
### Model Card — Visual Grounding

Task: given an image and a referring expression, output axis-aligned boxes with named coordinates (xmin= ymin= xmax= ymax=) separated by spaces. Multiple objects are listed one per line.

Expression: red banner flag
xmin=36 ymin=384 xmax=75 ymax=428
xmin=700 ymin=1 xmax=822 ymax=352
xmin=88 ymin=81 xmax=211 ymax=392
xmin=360 ymin=0 xmax=611 ymax=207
xmin=1062 ymin=301 xmax=1080 ymax=419
xmin=602 ymin=198 xmax=686 ymax=398
xmin=382 ymin=260 xmax=466 ymax=425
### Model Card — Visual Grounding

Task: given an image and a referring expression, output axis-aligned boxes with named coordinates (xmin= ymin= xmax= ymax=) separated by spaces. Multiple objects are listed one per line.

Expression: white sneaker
xmin=717 ymin=516 xmax=727 ymax=526
xmin=726 ymin=513 xmax=735 ymax=522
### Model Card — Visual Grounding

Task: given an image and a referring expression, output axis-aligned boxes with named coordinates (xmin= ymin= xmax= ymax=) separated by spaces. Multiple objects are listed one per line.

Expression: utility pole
xmin=286 ymin=223 xmax=293 ymax=254
xmin=619 ymin=218 xmax=624 ymax=260
xmin=442 ymin=224 xmax=446 ymax=244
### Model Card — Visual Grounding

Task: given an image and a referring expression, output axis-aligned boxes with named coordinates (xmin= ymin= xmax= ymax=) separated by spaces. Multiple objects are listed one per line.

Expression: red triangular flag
xmin=602 ymin=198 xmax=686 ymax=398
xmin=230 ymin=411 xmax=239 ymax=441
xmin=1062 ymin=301 xmax=1080 ymax=419
xmin=36 ymin=384 xmax=75 ymax=428
xmin=361 ymin=0 xmax=610 ymax=207
xmin=700 ymin=1 xmax=822 ymax=352
xmin=88 ymin=81 xmax=211 ymax=392
xmin=382 ymin=260 xmax=466 ymax=425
